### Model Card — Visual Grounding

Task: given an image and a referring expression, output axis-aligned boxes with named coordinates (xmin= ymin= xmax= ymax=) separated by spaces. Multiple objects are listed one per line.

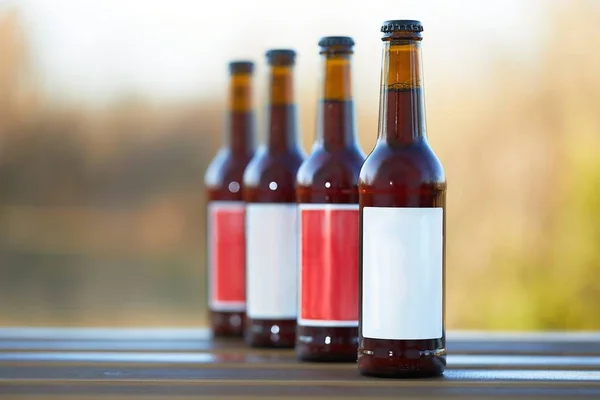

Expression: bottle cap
xmin=229 ymin=61 xmax=254 ymax=74
xmin=318 ymin=36 xmax=355 ymax=48
xmin=381 ymin=20 xmax=423 ymax=39
xmin=265 ymin=49 xmax=296 ymax=66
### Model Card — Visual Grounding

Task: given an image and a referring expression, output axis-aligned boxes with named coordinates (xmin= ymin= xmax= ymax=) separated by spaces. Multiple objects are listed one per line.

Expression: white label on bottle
xmin=246 ymin=203 xmax=298 ymax=319
xmin=362 ymin=207 xmax=443 ymax=340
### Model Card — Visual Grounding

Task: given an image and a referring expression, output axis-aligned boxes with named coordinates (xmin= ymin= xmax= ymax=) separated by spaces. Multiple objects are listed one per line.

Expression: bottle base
xmin=244 ymin=318 xmax=296 ymax=348
xmin=296 ymin=326 xmax=358 ymax=362
xmin=210 ymin=311 xmax=245 ymax=337
xmin=358 ymin=341 xmax=446 ymax=378
xmin=297 ymin=348 xmax=357 ymax=363
xmin=358 ymin=361 xmax=445 ymax=379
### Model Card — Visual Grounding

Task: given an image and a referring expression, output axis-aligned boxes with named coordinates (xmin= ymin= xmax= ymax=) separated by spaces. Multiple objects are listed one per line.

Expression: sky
xmin=9 ymin=0 xmax=545 ymax=105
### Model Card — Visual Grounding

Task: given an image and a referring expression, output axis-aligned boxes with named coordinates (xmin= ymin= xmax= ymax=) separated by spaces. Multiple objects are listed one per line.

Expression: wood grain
xmin=0 ymin=330 xmax=599 ymax=398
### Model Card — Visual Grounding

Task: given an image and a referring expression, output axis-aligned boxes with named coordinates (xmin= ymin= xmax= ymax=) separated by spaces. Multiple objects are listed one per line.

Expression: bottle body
xmin=296 ymin=37 xmax=365 ymax=362
xmin=205 ymin=169 xmax=249 ymax=337
xmin=295 ymin=146 xmax=364 ymax=361
xmin=357 ymin=22 xmax=446 ymax=377
xmin=243 ymin=50 xmax=305 ymax=348
xmin=205 ymin=62 xmax=255 ymax=337
xmin=243 ymin=148 xmax=304 ymax=347
xmin=358 ymin=140 xmax=446 ymax=377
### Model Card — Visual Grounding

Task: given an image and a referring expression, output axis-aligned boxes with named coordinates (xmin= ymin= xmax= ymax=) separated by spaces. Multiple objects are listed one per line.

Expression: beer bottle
xmin=358 ymin=20 xmax=447 ymax=377
xmin=204 ymin=61 xmax=256 ymax=337
xmin=296 ymin=36 xmax=365 ymax=362
xmin=243 ymin=49 xmax=305 ymax=348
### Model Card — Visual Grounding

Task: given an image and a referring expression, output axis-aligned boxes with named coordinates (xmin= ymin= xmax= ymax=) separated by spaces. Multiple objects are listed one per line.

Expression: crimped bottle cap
xmin=229 ymin=61 xmax=254 ymax=74
xmin=265 ymin=49 xmax=296 ymax=66
xmin=381 ymin=20 xmax=423 ymax=39
xmin=318 ymin=36 xmax=355 ymax=48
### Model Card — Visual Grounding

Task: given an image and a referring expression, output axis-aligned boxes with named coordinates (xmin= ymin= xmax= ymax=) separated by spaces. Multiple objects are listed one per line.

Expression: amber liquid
xmin=296 ymin=100 xmax=364 ymax=361
xmin=358 ymin=89 xmax=446 ymax=377
xmin=205 ymin=111 xmax=254 ymax=337
xmin=243 ymin=104 xmax=304 ymax=348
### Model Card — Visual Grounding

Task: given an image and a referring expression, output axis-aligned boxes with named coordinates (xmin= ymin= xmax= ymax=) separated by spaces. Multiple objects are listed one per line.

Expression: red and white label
xmin=208 ymin=201 xmax=246 ymax=312
xmin=298 ymin=203 xmax=359 ymax=327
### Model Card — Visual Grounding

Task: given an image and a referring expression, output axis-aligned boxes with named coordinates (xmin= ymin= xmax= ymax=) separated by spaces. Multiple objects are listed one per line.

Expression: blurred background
xmin=0 ymin=0 xmax=598 ymax=330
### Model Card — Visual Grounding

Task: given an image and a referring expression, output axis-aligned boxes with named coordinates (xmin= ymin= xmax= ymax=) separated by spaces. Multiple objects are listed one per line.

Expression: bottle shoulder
xmin=243 ymin=146 xmax=305 ymax=188
xmin=359 ymin=140 xmax=446 ymax=188
xmin=204 ymin=148 xmax=253 ymax=188
xmin=297 ymin=145 xmax=366 ymax=188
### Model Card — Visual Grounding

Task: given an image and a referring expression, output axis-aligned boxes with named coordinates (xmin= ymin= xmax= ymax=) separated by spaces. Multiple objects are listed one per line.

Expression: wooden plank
xmin=1 ymin=331 xmax=599 ymax=398
xmin=1 ymin=365 xmax=599 ymax=383
xmin=0 ymin=371 xmax=599 ymax=398
xmin=1 ymin=330 xmax=600 ymax=355
xmin=1 ymin=353 xmax=600 ymax=370
xmin=3 ymin=339 xmax=599 ymax=356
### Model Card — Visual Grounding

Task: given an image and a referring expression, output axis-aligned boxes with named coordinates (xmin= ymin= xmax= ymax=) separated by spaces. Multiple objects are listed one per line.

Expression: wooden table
xmin=0 ymin=329 xmax=598 ymax=399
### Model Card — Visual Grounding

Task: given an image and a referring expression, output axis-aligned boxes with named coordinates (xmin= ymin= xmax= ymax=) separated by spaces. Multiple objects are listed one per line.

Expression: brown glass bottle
xmin=243 ymin=49 xmax=305 ymax=348
xmin=295 ymin=37 xmax=365 ymax=362
xmin=204 ymin=61 xmax=256 ymax=337
xmin=358 ymin=20 xmax=447 ymax=377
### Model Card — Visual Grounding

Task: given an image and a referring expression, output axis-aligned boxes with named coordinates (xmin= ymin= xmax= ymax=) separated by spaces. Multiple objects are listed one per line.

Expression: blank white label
xmin=362 ymin=207 xmax=443 ymax=340
xmin=246 ymin=203 xmax=298 ymax=319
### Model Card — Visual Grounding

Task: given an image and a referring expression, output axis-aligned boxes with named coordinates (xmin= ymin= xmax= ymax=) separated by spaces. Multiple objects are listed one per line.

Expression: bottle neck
xmin=226 ymin=72 xmax=254 ymax=155
xmin=316 ymin=52 xmax=357 ymax=151
xmin=377 ymin=40 xmax=427 ymax=146
xmin=266 ymin=65 xmax=298 ymax=152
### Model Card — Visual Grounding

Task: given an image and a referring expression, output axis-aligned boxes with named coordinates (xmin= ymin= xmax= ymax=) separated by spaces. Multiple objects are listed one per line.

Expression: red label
xmin=209 ymin=201 xmax=245 ymax=311
xmin=299 ymin=204 xmax=359 ymax=326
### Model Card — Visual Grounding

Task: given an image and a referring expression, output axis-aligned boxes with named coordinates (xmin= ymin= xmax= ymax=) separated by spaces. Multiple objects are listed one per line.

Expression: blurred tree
xmin=453 ymin=0 xmax=600 ymax=330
